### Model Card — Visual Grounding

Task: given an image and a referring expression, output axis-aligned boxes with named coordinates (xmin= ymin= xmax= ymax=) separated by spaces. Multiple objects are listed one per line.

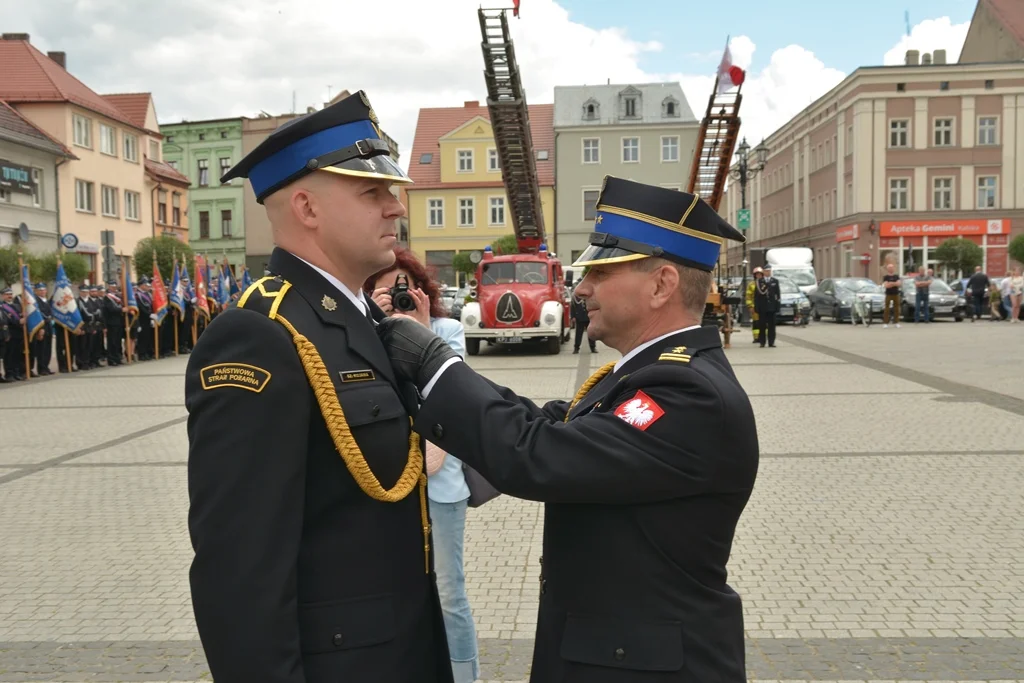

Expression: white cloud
xmin=4 ymin=2 xmax=972 ymax=176
xmin=883 ymin=16 xmax=971 ymax=65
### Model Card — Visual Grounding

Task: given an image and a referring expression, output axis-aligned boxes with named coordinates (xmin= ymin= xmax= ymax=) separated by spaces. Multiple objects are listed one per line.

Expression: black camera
xmin=389 ymin=274 xmax=417 ymax=313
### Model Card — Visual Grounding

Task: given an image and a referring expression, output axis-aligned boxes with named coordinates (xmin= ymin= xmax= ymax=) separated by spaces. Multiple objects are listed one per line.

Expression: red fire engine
xmin=459 ymin=7 xmax=570 ymax=356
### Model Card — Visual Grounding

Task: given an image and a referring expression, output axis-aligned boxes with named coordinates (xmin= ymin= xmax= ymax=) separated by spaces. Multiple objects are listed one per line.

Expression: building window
xmin=977 ymin=176 xmax=997 ymax=208
xmin=978 ymin=117 xmax=997 ymax=145
xmin=172 ymin=193 xmax=181 ymax=226
xmin=221 ymin=131 xmax=228 ymax=139
xmin=889 ymin=120 xmax=909 ymax=147
xmin=31 ymin=168 xmax=42 ymax=207
xmin=166 ymin=160 xmax=178 ymax=170
xmin=198 ymin=133 xmax=205 ymax=141
xmin=219 ymin=158 xmax=231 ymax=182
xmin=889 ymin=178 xmax=909 ymax=210
xmin=582 ymin=138 xmax=600 ymax=164
xmin=124 ymin=190 xmax=140 ymax=221
xmin=661 ymin=136 xmax=679 ymax=162
xmin=488 ymin=149 xmax=499 ymax=172
xmin=896 ymin=83 xmax=906 ymax=92
xmin=199 ymin=211 xmax=210 ymax=239
xmin=985 ymin=79 xmax=994 ymax=89
xmin=933 ymin=118 xmax=953 ymax=146
xmin=428 ymin=198 xmax=444 ymax=227
xmin=101 ymin=185 xmax=118 ymax=217
xmin=99 ymin=126 xmax=115 ymax=156
xmin=458 ymin=198 xmax=475 ymax=226
xmin=197 ymin=159 xmax=209 ymax=186
xmin=123 ymin=134 xmax=138 ymax=162
xmin=73 ymin=114 xmax=92 ymax=148
xmin=933 ymin=177 xmax=953 ymax=210
xmin=845 ymin=182 xmax=853 ymax=213
xmin=0 ymin=188 xmax=9 ymax=202
xmin=426 ymin=250 xmax=456 ymax=287
xmin=583 ymin=189 xmax=600 ymax=221
xmin=489 ymin=197 xmax=505 ymax=226
xmin=148 ymin=139 xmax=159 ymax=161
xmin=846 ymin=126 xmax=853 ymax=154
xmin=939 ymin=81 xmax=950 ymax=91
xmin=221 ymin=210 xmax=232 ymax=237
xmin=157 ymin=190 xmax=167 ymax=224
xmin=624 ymin=97 xmax=637 ymax=118
xmin=75 ymin=180 xmax=94 ymax=212
xmin=457 ymin=150 xmax=473 ymax=173
xmin=622 ymin=137 xmax=639 ymax=163
xmin=419 ymin=153 xmax=433 ymax=164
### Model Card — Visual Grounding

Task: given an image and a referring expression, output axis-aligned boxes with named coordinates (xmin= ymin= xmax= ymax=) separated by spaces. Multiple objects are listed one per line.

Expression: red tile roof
xmin=408 ymin=101 xmax=554 ymax=187
xmin=145 ymin=158 xmax=190 ymax=188
xmin=101 ymin=93 xmax=152 ymax=130
xmin=985 ymin=0 xmax=1024 ymax=49
xmin=0 ymin=39 xmax=143 ymax=130
xmin=0 ymin=100 xmax=75 ymax=157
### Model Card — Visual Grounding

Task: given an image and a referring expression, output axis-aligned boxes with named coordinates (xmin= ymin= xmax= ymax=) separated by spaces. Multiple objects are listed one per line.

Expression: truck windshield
xmin=774 ymin=268 xmax=816 ymax=286
xmin=482 ymin=262 xmax=549 ymax=285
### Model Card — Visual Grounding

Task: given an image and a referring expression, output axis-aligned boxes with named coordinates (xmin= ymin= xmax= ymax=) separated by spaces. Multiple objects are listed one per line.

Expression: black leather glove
xmin=376 ymin=316 xmax=460 ymax=391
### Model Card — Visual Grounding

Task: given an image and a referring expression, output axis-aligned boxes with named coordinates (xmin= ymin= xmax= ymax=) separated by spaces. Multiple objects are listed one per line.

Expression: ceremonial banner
xmin=19 ymin=261 xmax=45 ymax=339
xmin=51 ymin=261 xmax=84 ymax=332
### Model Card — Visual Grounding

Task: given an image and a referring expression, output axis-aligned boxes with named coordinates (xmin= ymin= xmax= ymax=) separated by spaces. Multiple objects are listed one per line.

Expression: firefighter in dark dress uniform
xmin=184 ymin=91 xmax=453 ymax=683
xmin=32 ymin=282 xmax=53 ymax=376
xmin=376 ymin=177 xmax=761 ymax=683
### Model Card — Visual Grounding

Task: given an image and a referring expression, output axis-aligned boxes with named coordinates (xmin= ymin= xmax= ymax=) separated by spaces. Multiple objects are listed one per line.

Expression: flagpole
xmin=153 ymin=250 xmax=160 ymax=361
xmin=64 ymin=327 xmax=72 ymax=372
xmin=17 ymin=253 xmax=30 ymax=381
xmin=120 ymin=253 xmax=132 ymax=364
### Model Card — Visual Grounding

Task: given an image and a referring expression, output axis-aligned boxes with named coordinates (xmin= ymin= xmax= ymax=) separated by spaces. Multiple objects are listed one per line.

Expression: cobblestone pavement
xmin=0 ymin=320 xmax=1022 ymax=681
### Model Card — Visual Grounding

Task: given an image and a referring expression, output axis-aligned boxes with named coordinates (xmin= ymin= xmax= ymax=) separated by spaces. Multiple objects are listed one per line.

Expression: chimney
xmin=1 ymin=33 xmax=30 ymax=41
xmin=47 ymin=51 xmax=66 ymax=68
xmin=464 ymin=100 xmax=479 ymax=108
xmin=905 ymin=49 xmax=920 ymax=65
xmin=922 ymin=52 xmax=932 ymax=65
xmin=933 ymin=49 xmax=946 ymax=65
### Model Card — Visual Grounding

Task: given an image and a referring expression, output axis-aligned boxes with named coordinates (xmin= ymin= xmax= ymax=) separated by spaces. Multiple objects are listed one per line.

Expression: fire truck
xmin=459 ymin=7 xmax=571 ymax=356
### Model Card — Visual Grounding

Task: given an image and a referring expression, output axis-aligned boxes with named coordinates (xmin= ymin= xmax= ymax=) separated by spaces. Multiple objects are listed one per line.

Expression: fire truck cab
xmin=459 ymin=244 xmax=570 ymax=355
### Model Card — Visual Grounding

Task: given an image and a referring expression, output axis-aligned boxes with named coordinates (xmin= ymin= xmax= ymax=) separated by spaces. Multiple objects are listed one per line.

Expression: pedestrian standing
xmin=570 ymin=291 xmax=596 ymax=353
xmin=966 ymin=266 xmax=990 ymax=322
xmin=881 ymin=263 xmax=902 ymax=328
xmin=754 ymin=264 xmax=780 ymax=347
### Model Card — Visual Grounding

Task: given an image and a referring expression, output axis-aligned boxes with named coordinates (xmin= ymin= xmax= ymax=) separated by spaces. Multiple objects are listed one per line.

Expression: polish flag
xmin=513 ymin=0 xmax=520 ymax=17
xmin=717 ymin=45 xmax=746 ymax=94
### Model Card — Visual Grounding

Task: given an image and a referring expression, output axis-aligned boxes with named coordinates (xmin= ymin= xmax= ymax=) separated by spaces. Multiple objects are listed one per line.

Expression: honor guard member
xmin=376 ymin=177 xmax=760 ymax=683
xmin=33 ymin=283 xmax=54 ymax=375
xmin=754 ymin=264 xmax=781 ymax=348
xmin=184 ymin=90 xmax=453 ymax=683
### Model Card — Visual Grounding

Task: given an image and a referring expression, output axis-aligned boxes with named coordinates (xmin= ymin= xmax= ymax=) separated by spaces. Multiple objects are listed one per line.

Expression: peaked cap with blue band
xmin=220 ymin=90 xmax=411 ymax=203
xmin=572 ymin=176 xmax=745 ymax=272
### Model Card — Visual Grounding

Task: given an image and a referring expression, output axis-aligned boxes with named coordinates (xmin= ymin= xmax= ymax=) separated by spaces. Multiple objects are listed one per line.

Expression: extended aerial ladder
xmin=478 ymin=7 xmax=546 ymax=253
xmin=687 ymin=67 xmax=744 ymax=346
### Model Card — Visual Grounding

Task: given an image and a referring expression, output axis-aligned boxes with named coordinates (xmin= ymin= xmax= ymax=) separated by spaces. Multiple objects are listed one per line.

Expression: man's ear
xmin=289 ymin=186 xmax=319 ymax=229
xmin=652 ymin=262 xmax=680 ymax=308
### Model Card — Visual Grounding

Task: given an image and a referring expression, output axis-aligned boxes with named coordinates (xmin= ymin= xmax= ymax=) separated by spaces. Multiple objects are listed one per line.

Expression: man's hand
xmin=376 ymin=316 xmax=459 ymax=390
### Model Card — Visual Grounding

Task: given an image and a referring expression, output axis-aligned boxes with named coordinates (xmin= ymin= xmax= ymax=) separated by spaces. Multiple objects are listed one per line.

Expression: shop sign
xmin=835 ymin=224 xmax=859 ymax=242
xmin=0 ymin=159 xmax=34 ymax=194
xmin=880 ymin=218 xmax=1008 ymax=237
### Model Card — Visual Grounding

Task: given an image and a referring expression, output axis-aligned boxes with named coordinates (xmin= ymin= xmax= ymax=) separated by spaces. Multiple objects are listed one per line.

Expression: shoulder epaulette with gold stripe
xmin=657 ymin=344 xmax=692 ymax=364
xmin=236 ymin=275 xmax=291 ymax=317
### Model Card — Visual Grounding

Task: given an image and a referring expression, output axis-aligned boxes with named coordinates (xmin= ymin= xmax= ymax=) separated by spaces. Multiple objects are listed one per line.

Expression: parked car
xmin=901 ymin=278 xmax=966 ymax=322
xmin=776 ymin=276 xmax=810 ymax=324
xmin=808 ymin=278 xmax=883 ymax=323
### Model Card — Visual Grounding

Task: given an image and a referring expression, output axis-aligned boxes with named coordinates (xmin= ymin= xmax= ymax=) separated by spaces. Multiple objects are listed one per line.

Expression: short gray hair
xmin=633 ymin=258 xmax=712 ymax=315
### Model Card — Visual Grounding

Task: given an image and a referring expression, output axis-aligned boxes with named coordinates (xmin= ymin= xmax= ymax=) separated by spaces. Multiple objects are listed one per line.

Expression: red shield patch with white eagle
xmin=613 ymin=390 xmax=665 ymax=431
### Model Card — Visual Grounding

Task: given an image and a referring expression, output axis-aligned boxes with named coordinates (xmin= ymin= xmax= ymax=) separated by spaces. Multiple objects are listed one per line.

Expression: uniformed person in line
xmin=745 ymin=266 xmax=763 ymax=343
xmin=32 ymin=282 xmax=54 ymax=376
xmin=376 ymin=176 xmax=760 ymax=682
xmin=88 ymin=284 xmax=106 ymax=367
xmin=135 ymin=277 xmax=154 ymax=361
xmin=184 ymin=90 xmax=453 ymax=683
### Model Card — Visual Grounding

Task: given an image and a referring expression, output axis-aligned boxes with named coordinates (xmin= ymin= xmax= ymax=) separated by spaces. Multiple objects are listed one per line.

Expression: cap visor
xmin=571 ymin=245 xmax=650 ymax=268
xmin=318 ymin=154 xmax=412 ymax=184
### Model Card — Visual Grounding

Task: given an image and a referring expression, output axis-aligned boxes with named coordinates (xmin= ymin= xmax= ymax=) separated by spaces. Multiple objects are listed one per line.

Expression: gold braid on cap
xmin=239 ymin=276 xmax=431 ymax=572
xmin=564 ymin=362 xmax=616 ymax=422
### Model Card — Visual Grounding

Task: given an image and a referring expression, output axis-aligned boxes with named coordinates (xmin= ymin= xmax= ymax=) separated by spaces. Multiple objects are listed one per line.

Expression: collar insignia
xmin=321 ymin=295 xmax=337 ymax=311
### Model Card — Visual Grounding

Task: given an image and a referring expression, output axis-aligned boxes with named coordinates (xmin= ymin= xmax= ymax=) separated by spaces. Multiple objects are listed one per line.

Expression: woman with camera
xmin=365 ymin=248 xmax=479 ymax=683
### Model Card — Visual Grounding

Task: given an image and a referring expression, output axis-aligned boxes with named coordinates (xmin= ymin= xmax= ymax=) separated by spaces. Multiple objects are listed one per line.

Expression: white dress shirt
xmin=294 ymin=255 xmax=370 ymax=317
xmin=613 ymin=325 xmax=702 ymax=373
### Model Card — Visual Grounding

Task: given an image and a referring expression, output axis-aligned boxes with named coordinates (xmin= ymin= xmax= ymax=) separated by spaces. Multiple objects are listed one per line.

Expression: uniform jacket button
xmin=614 ymin=647 xmax=625 ymax=661
xmin=432 ymin=424 xmax=444 ymax=439
xmin=371 ymin=404 xmax=380 ymax=417
xmin=332 ymin=632 xmax=344 ymax=647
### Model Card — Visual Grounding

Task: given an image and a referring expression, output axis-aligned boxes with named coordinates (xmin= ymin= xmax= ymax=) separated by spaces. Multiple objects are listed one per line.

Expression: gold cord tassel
xmin=564 ymin=361 xmax=616 ymax=423
xmin=419 ymin=473 xmax=430 ymax=574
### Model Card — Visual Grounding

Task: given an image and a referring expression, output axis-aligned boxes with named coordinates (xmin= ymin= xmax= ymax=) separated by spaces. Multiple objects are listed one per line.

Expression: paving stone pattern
xmin=0 ymin=324 xmax=1022 ymax=681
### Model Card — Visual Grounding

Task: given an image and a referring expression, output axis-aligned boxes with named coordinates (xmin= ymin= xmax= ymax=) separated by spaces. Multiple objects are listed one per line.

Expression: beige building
xmin=724 ymin=5 xmax=1024 ymax=281
xmin=553 ymin=83 xmax=700 ymax=263
xmin=0 ymin=34 xmax=182 ymax=283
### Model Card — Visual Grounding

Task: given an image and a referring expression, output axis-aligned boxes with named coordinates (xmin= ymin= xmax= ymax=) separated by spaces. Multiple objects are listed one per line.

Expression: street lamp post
xmin=729 ymin=137 xmax=768 ymax=325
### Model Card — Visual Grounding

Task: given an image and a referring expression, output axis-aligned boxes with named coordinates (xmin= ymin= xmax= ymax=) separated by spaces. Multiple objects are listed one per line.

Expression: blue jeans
xmin=429 ymin=497 xmax=479 ymax=683
xmin=915 ymin=292 xmax=930 ymax=322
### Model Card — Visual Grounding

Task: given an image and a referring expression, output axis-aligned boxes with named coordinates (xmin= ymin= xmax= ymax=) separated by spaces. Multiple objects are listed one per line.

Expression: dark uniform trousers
xmin=32 ymin=299 xmax=53 ymax=375
xmin=416 ymin=326 xmax=760 ymax=682
xmin=185 ymin=248 xmax=452 ymax=683
xmin=102 ymin=297 xmax=125 ymax=365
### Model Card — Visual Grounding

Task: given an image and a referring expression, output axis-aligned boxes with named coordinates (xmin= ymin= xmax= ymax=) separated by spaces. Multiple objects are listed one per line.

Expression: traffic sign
xmin=61 ymin=233 xmax=79 ymax=250
xmin=736 ymin=209 xmax=751 ymax=231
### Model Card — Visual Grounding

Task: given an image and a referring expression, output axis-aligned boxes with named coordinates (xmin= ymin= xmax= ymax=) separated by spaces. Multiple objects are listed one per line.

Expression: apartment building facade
xmin=724 ymin=47 xmax=1024 ymax=281
xmin=406 ymin=100 xmax=555 ymax=286
xmin=553 ymin=83 xmax=700 ymax=263
xmin=161 ymin=118 xmax=245 ymax=270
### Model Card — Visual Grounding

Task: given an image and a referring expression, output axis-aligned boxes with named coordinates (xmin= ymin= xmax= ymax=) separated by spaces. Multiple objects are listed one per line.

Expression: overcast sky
xmin=8 ymin=0 xmax=970 ymax=169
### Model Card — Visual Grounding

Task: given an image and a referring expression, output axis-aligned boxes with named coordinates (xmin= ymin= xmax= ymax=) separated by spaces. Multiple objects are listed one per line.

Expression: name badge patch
xmin=200 ymin=363 xmax=272 ymax=393
xmin=340 ymin=369 xmax=375 ymax=383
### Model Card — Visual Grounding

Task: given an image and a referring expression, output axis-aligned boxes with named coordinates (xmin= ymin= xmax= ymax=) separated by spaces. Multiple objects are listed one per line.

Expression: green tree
xmin=932 ymin=237 xmax=983 ymax=276
xmin=0 ymin=246 xmax=19 ymax=286
xmin=59 ymin=252 xmax=90 ymax=283
xmin=133 ymin=236 xmax=196 ymax=282
xmin=452 ymin=252 xmax=477 ymax=278
xmin=490 ymin=235 xmax=519 ymax=255
xmin=1009 ymin=234 xmax=1024 ymax=269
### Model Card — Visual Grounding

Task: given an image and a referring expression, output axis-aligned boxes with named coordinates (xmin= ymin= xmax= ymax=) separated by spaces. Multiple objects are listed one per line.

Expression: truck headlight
xmin=465 ymin=314 xmax=477 ymax=327
xmin=543 ymin=313 xmax=556 ymax=326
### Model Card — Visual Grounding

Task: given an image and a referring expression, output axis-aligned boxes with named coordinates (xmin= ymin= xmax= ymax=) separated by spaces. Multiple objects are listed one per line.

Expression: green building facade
xmin=160 ymin=118 xmax=246 ymax=274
